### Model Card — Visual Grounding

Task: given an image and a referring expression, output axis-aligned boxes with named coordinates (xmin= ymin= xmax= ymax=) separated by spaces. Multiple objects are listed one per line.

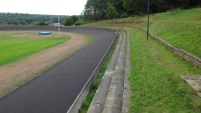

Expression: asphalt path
xmin=0 ymin=27 xmax=117 ymax=113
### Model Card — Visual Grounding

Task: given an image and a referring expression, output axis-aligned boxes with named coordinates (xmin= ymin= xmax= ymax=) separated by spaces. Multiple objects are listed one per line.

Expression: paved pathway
xmin=0 ymin=27 xmax=117 ymax=113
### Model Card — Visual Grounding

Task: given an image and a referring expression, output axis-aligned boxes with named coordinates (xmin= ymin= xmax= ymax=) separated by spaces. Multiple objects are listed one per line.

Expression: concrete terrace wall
xmin=150 ymin=33 xmax=201 ymax=68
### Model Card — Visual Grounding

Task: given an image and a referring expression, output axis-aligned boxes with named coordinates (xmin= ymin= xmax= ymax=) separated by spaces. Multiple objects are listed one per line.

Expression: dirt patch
xmin=0 ymin=32 xmax=89 ymax=97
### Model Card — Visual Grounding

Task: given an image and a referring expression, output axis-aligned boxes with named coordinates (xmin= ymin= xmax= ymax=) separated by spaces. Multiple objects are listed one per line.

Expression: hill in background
xmin=0 ymin=13 xmax=67 ymax=26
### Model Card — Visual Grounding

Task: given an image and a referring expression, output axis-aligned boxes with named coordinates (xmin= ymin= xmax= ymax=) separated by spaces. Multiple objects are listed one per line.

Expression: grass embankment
xmin=147 ymin=8 xmax=201 ymax=58
xmin=129 ymin=28 xmax=201 ymax=112
xmin=86 ymin=8 xmax=201 ymax=58
xmin=83 ymin=7 xmax=201 ymax=112
xmin=0 ymin=31 xmax=70 ymax=66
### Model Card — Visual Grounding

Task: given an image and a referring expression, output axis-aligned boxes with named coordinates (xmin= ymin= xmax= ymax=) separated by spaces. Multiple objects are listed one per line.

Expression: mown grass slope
xmin=86 ymin=8 xmax=201 ymax=58
xmin=129 ymin=28 xmax=201 ymax=112
xmin=0 ymin=31 xmax=70 ymax=66
xmin=147 ymin=8 xmax=201 ymax=58
xmin=83 ymin=7 xmax=201 ymax=112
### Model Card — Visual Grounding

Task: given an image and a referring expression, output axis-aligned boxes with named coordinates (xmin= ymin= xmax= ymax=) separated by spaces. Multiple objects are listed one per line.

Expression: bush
xmin=64 ymin=17 xmax=74 ymax=26
xmin=64 ymin=16 xmax=79 ymax=26
xmin=37 ymin=21 xmax=49 ymax=26
xmin=120 ymin=13 xmax=129 ymax=18
xmin=75 ymin=21 xmax=83 ymax=26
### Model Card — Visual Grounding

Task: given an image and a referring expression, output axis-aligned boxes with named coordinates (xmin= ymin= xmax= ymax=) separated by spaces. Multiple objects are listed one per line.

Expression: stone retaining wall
xmin=150 ymin=33 xmax=201 ymax=68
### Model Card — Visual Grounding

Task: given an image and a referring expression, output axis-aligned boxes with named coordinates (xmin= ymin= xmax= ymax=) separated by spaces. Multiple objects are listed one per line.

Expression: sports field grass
xmin=0 ymin=31 xmax=70 ymax=66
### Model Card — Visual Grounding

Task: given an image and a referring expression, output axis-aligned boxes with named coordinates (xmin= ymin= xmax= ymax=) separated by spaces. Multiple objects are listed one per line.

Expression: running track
xmin=0 ymin=27 xmax=117 ymax=113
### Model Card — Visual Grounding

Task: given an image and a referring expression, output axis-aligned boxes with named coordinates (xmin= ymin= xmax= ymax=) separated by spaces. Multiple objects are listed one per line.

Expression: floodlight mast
xmin=147 ymin=0 xmax=150 ymax=40
xmin=58 ymin=11 xmax=60 ymax=39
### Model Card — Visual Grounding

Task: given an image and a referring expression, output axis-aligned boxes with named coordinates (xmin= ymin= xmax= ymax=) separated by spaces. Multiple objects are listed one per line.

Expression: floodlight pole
xmin=58 ymin=11 xmax=60 ymax=39
xmin=147 ymin=0 xmax=150 ymax=40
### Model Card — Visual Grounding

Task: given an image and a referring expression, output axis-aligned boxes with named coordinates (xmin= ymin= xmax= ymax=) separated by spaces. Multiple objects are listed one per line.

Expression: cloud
xmin=0 ymin=0 xmax=87 ymax=15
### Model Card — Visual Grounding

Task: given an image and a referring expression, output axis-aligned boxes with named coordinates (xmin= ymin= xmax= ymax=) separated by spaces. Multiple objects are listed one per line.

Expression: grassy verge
xmin=78 ymin=34 xmax=119 ymax=113
xmin=0 ymin=31 xmax=70 ymax=66
xmin=129 ymin=28 xmax=201 ymax=112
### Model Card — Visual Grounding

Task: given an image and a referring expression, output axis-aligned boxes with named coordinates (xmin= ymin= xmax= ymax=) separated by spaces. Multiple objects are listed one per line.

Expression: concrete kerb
xmin=66 ymin=29 xmax=118 ymax=113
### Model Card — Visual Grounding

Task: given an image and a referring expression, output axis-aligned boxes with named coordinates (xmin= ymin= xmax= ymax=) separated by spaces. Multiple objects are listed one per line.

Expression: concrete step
xmin=87 ymin=30 xmax=130 ymax=113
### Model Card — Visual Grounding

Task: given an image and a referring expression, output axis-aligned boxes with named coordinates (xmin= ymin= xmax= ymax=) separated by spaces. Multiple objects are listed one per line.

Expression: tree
xmin=123 ymin=0 xmax=147 ymax=15
xmin=84 ymin=0 xmax=108 ymax=21
xmin=123 ymin=0 xmax=135 ymax=12
xmin=17 ymin=20 xmax=28 ymax=25
xmin=65 ymin=17 xmax=74 ymax=26
xmin=106 ymin=2 xmax=119 ymax=19
xmin=64 ymin=16 xmax=79 ymax=26
xmin=108 ymin=0 xmax=126 ymax=15
xmin=83 ymin=0 xmax=201 ymax=21
xmin=0 ymin=13 xmax=67 ymax=25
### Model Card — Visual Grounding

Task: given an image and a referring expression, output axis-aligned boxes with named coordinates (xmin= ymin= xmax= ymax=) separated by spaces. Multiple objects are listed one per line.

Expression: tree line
xmin=83 ymin=0 xmax=201 ymax=21
xmin=1 ymin=1 xmax=200 ymax=26
xmin=0 ymin=13 xmax=67 ymax=26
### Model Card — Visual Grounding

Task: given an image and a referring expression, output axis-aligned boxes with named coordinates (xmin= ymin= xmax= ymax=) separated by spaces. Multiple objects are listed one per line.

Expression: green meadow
xmin=0 ymin=31 xmax=70 ymax=66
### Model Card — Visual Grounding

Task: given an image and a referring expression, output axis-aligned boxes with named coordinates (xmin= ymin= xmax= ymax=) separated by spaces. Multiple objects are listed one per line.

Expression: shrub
xmin=120 ymin=13 xmax=129 ymax=18
xmin=64 ymin=16 xmax=79 ymax=26
xmin=37 ymin=21 xmax=49 ymax=26
xmin=75 ymin=21 xmax=82 ymax=26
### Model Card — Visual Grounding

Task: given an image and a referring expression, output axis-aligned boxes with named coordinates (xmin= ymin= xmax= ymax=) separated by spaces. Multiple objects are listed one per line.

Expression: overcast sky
xmin=0 ymin=0 xmax=87 ymax=15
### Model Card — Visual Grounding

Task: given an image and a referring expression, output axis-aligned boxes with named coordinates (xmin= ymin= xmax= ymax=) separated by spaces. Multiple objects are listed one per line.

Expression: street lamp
xmin=147 ymin=0 xmax=150 ymax=40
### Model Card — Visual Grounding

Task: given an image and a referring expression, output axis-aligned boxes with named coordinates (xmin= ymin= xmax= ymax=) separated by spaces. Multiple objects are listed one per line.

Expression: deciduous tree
xmin=106 ymin=2 xmax=119 ymax=19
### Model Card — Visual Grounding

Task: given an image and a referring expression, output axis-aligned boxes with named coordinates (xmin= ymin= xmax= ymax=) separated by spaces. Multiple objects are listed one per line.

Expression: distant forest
xmin=1 ymin=0 xmax=201 ymax=26
xmin=0 ymin=13 xmax=67 ymax=26
xmin=83 ymin=0 xmax=201 ymax=21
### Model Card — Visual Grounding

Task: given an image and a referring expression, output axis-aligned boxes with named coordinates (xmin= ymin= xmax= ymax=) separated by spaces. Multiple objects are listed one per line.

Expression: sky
xmin=0 ymin=0 xmax=87 ymax=15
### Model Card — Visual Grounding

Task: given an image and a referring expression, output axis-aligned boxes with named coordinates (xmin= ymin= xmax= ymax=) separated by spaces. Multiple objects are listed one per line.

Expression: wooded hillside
xmin=83 ymin=0 xmax=201 ymax=21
